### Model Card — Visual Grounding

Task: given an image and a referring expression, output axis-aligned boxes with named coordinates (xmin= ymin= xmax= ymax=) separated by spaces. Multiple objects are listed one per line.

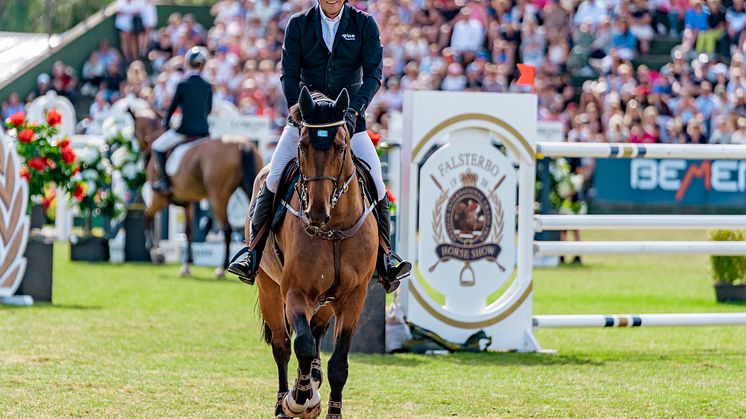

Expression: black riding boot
xmin=152 ymin=151 xmax=170 ymax=193
xmin=228 ymin=184 xmax=275 ymax=285
xmin=375 ymin=195 xmax=412 ymax=293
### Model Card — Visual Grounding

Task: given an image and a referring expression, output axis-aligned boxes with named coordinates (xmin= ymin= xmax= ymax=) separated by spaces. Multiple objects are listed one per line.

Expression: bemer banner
xmin=594 ymin=158 xmax=746 ymax=208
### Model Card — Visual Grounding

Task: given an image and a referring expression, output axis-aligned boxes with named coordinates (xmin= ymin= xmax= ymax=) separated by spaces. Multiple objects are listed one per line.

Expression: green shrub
xmin=709 ymin=230 xmax=746 ymax=285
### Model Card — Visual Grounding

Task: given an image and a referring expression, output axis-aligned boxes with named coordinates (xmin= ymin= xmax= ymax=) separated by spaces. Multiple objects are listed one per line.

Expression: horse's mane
xmin=288 ymin=91 xmax=333 ymax=126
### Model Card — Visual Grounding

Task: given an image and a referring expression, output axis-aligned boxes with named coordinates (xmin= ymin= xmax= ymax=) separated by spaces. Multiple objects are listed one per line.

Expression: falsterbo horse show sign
xmin=0 ymin=128 xmax=30 ymax=303
xmin=400 ymin=91 xmax=539 ymax=352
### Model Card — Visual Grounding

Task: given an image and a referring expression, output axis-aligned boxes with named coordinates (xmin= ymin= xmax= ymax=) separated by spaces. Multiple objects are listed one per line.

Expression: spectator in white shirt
xmin=450 ymin=7 xmax=486 ymax=53
xmin=574 ymin=0 xmax=609 ymax=30
xmin=89 ymin=91 xmax=111 ymax=123
xmin=441 ymin=63 xmax=467 ymax=91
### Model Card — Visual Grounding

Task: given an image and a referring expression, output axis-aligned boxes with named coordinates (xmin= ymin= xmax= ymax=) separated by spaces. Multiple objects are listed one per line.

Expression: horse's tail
xmin=240 ymin=143 xmax=260 ymax=198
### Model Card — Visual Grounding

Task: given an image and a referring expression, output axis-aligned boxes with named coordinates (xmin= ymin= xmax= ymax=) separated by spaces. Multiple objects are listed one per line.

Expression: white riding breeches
xmin=152 ymin=129 xmax=185 ymax=152
xmin=265 ymin=124 xmax=386 ymax=201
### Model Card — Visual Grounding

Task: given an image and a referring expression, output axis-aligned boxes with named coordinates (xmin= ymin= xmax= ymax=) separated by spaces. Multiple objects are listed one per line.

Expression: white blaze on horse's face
xmin=298 ymin=87 xmax=350 ymax=228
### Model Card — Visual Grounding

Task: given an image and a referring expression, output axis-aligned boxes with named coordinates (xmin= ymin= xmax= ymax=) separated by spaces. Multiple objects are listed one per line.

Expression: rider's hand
xmin=344 ymin=109 xmax=358 ymax=136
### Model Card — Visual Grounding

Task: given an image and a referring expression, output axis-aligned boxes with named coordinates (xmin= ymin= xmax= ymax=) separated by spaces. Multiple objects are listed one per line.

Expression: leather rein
xmin=282 ymin=119 xmax=375 ymax=242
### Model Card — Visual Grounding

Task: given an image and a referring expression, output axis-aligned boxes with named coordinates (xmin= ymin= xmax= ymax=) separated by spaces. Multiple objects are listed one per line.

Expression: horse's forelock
xmin=289 ymin=91 xmax=335 ymax=126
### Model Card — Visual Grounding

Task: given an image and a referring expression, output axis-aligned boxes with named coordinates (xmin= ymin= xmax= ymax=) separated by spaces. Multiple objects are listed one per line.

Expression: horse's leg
xmin=326 ymin=285 xmax=368 ymax=418
xmin=282 ymin=290 xmax=321 ymax=418
xmin=145 ymin=194 xmax=168 ymax=265
xmin=180 ymin=204 xmax=193 ymax=277
xmin=257 ymin=271 xmax=292 ymax=418
xmin=208 ymin=191 xmax=232 ymax=279
xmin=310 ymin=306 xmax=334 ymax=394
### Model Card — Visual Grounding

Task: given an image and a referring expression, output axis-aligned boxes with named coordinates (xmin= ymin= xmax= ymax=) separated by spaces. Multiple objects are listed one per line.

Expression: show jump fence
xmin=532 ymin=142 xmax=746 ymax=329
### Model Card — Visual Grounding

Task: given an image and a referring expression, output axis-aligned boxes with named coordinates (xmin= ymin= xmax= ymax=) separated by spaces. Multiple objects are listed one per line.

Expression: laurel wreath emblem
xmin=430 ymin=182 xmax=505 ymax=273
xmin=0 ymin=132 xmax=30 ymax=297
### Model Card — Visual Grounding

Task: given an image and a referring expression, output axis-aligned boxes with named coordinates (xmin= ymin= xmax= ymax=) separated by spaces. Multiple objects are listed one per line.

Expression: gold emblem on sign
xmin=429 ymin=169 xmax=505 ymax=286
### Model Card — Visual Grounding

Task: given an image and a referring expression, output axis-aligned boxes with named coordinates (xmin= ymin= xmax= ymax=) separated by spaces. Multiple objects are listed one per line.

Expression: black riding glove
xmin=344 ymin=109 xmax=359 ymax=136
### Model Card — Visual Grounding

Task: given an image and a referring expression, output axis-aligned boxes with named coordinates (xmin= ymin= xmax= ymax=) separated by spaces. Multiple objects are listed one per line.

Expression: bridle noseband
xmin=297 ymin=119 xmax=355 ymax=212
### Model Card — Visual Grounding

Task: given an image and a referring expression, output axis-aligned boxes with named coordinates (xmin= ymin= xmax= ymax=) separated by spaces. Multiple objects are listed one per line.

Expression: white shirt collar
xmin=320 ymin=4 xmax=344 ymax=24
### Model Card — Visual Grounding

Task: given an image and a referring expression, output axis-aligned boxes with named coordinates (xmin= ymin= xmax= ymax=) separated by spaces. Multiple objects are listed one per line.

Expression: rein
xmin=283 ymin=119 xmax=375 ymax=242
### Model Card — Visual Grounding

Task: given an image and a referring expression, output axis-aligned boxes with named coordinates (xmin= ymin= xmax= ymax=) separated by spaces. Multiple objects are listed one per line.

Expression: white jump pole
xmin=533 ymin=313 xmax=746 ymax=328
xmin=536 ymin=142 xmax=746 ymax=160
xmin=534 ymin=215 xmax=746 ymax=231
xmin=535 ymin=241 xmax=746 ymax=255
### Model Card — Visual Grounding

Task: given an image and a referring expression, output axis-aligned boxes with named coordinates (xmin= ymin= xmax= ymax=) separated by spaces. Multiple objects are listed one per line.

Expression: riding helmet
xmin=185 ymin=46 xmax=209 ymax=69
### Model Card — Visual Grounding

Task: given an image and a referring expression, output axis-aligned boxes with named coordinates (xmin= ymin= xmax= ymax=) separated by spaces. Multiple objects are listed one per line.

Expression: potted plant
xmin=106 ymin=122 xmax=148 ymax=261
xmin=69 ymin=140 xmax=122 ymax=262
xmin=4 ymin=109 xmax=81 ymax=302
xmin=709 ymin=230 xmax=746 ymax=302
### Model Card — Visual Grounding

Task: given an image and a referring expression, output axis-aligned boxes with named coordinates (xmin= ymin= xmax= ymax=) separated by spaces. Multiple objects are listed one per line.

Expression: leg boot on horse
xmin=374 ymin=195 xmax=412 ymax=293
xmin=227 ymin=183 xmax=275 ymax=284
xmin=152 ymin=150 xmax=170 ymax=194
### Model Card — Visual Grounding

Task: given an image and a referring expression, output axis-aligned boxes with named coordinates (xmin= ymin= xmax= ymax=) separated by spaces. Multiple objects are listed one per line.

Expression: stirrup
xmin=227 ymin=247 xmax=258 ymax=285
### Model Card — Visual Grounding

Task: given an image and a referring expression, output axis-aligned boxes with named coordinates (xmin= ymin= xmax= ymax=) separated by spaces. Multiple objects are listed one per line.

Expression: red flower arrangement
xmin=5 ymin=110 xmax=81 ymax=206
xmin=17 ymin=128 xmax=35 ymax=143
xmin=47 ymin=109 xmax=62 ymax=127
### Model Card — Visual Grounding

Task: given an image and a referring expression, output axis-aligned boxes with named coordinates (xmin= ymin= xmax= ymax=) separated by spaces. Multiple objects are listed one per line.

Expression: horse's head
xmin=292 ymin=86 xmax=351 ymax=228
xmin=129 ymin=107 xmax=164 ymax=163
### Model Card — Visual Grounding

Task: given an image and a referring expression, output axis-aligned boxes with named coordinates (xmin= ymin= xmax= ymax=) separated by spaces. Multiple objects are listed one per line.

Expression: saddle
xmin=266 ymin=156 xmax=378 ymax=232
xmin=163 ymin=135 xmax=210 ymax=177
xmin=257 ymin=157 xmax=379 ymax=266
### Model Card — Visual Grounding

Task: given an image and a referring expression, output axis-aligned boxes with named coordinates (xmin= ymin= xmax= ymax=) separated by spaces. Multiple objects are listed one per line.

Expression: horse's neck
xmin=329 ymin=158 xmax=364 ymax=228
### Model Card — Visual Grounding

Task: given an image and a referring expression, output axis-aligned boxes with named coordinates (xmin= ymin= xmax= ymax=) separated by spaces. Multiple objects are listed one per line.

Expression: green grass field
xmin=2 ymin=230 xmax=746 ymax=418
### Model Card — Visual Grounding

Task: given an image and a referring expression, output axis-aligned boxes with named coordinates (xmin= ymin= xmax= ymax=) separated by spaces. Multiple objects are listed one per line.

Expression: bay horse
xmin=130 ymin=107 xmax=261 ymax=277
xmin=252 ymin=87 xmax=377 ymax=418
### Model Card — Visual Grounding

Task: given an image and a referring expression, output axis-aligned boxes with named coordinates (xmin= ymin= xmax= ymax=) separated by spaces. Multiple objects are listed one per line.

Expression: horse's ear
xmin=333 ymin=88 xmax=349 ymax=115
xmin=299 ymin=86 xmax=315 ymax=120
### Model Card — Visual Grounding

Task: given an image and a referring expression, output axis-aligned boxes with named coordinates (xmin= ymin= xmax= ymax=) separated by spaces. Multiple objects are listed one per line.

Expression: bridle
xmin=282 ymin=117 xmax=376 ymax=241
xmin=297 ymin=119 xmax=355 ymax=212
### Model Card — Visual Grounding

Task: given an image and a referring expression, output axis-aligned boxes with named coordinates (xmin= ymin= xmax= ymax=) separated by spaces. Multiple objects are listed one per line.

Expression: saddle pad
xmin=165 ymin=137 xmax=210 ymax=176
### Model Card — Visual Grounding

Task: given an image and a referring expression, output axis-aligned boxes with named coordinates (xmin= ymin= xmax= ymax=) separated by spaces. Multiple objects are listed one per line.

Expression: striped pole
xmin=533 ymin=313 xmax=746 ymax=328
xmin=534 ymin=241 xmax=746 ymax=255
xmin=536 ymin=142 xmax=746 ymax=160
xmin=534 ymin=215 xmax=746 ymax=231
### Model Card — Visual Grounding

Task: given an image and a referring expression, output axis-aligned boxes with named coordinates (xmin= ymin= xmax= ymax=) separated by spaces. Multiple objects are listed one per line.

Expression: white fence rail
xmin=534 ymin=215 xmax=746 ymax=231
xmin=533 ymin=313 xmax=746 ymax=328
xmin=535 ymin=241 xmax=746 ymax=255
xmin=536 ymin=142 xmax=746 ymax=160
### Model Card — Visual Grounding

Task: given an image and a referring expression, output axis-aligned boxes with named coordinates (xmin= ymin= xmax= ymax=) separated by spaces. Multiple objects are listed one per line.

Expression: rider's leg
xmin=228 ymin=124 xmax=300 ymax=283
xmin=350 ymin=131 xmax=412 ymax=293
xmin=151 ymin=129 xmax=184 ymax=192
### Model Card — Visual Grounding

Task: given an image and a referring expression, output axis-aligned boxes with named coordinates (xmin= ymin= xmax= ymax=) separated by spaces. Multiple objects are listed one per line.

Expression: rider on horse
xmin=229 ymin=0 xmax=412 ymax=293
xmin=151 ymin=46 xmax=213 ymax=193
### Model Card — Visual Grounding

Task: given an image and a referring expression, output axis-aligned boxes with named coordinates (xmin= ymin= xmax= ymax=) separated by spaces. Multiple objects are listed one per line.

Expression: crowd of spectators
xmin=6 ymin=0 xmax=746 ymax=153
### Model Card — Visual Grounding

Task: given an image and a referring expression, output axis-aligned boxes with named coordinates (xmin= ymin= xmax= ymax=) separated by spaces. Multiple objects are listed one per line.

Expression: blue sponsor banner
xmin=594 ymin=158 xmax=746 ymax=208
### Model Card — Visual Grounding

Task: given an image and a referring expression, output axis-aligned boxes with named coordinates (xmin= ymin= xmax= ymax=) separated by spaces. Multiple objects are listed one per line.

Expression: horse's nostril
xmin=323 ymin=215 xmax=331 ymax=225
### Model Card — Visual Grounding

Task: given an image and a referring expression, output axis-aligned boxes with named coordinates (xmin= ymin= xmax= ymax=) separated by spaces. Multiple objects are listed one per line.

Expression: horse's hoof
xmin=150 ymin=248 xmax=165 ymax=265
xmin=301 ymin=403 xmax=321 ymax=419
xmin=214 ymin=268 xmax=226 ymax=279
xmin=282 ymin=393 xmax=321 ymax=419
